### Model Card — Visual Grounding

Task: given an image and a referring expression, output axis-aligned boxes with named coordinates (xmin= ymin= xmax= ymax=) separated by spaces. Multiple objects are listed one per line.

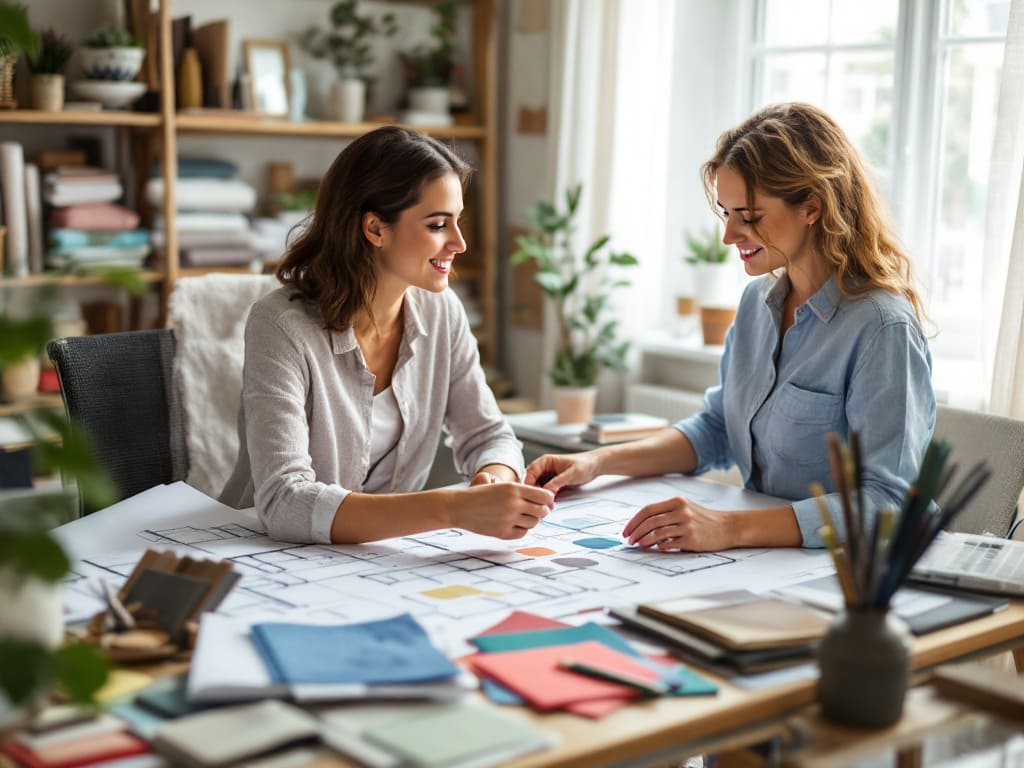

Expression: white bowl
xmin=78 ymin=47 xmax=145 ymax=82
xmin=71 ymin=79 xmax=146 ymax=109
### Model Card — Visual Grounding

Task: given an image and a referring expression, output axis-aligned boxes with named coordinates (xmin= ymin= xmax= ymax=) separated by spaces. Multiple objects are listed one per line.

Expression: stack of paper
xmin=188 ymin=613 xmax=474 ymax=704
xmin=466 ymin=616 xmax=717 ymax=719
xmin=581 ymin=413 xmax=670 ymax=443
xmin=320 ymin=700 xmax=558 ymax=768
xmin=611 ymin=589 xmax=829 ymax=676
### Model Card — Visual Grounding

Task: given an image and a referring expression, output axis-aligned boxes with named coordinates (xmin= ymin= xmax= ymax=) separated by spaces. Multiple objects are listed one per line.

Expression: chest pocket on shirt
xmin=769 ymin=383 xmax=842 ymax=466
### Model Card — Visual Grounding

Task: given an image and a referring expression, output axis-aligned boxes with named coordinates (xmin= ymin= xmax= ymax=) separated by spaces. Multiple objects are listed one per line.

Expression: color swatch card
xmin=469 ymin=639 xmax=664 ymax=711
xmin=250 ymin=613 xmax=459 ymax=685
xmin=363 ymin=702 xmax=558 ymax=768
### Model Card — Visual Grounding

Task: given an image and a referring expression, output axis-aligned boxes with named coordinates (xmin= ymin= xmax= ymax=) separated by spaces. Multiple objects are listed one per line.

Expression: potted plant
xmin=511 ymin=183 xmax=638 ymax=424
xmin=400 ymin=0 xmax=461 ymax=117
xmin=26 ymin=28 xmax=72 ymax=111
xmin=79 ymin=26 xmax=144 ymax=82
xmin=0 ymin=294 xmax=111 ymax=729
xmin=683 ymin=223 xmax=738 ymax=345
xmin=299 ymin=0 xmax=398 ymax=123
xmin=0 ymin=3 xmax=38 ymax=109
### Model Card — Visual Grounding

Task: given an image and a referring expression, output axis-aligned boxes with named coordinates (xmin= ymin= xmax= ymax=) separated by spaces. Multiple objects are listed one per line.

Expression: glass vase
xmin=817 ymin=608 xmax=911 ymax=727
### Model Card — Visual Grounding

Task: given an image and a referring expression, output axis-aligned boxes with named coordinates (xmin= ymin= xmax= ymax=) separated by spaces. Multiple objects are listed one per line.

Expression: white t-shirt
xmin=365 ymin=385 xmax=402 ymax=492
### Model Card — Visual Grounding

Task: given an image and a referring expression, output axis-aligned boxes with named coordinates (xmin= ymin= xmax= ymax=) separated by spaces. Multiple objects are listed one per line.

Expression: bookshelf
xmin=0 ymin=0 xmax=500 ymax=365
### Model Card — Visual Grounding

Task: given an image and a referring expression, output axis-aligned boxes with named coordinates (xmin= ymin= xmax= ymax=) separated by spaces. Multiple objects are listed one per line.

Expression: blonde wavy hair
xmin=701 ymin=102 xmax=926 ymax=323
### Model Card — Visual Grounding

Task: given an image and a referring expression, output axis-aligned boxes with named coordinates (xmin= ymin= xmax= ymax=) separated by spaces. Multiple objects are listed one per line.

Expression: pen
xmin=558 ymin=658 xmax=670 ymax=697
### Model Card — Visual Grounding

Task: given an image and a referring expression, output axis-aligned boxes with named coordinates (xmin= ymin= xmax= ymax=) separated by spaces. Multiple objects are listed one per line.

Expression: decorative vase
xmin=554 ymin=385 xmax=596 ymax=425
xmin=408 ymin=85 xmax=450 ymax=115
xmin=177 ymin=47 xmax=202 ymax=109
xmin=1 ymin=357 xmax=41 ymax=402
xmin=30 ymin=74 xmax=65 ymax=111
xmin=817 ymin=608 xmax=911 ymax=728
xmin=329 ymin=78 xmax=366 ymax=123
xmin=0 ymin=562 xmax=64 ymax=729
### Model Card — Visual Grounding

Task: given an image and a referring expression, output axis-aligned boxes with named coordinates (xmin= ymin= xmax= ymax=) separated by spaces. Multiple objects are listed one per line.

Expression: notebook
xmin=910 ymin=531 xmax=1024 ymax=596
xmin=637 ymin=590 xmax=832 ymax=651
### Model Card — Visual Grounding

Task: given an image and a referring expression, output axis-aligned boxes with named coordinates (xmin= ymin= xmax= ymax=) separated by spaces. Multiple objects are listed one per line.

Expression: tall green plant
xmin=0 ymin=281 xmax=150 ymax=712
xmin=511 ymin=184 xmax=638 ymax=388
xmin=27 ymin=28 xmax=73 ymax=75
xmin=0 ymin=3 xmax=39 ymax=58
xmin=683 ymin=223 xmax=730 ymax=265
xmin=299 ymin=0 xmax=398 ymax=80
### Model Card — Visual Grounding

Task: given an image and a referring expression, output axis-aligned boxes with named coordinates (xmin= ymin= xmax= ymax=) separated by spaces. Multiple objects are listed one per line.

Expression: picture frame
xmin=243 ymin=38 xmax=291 ymax=117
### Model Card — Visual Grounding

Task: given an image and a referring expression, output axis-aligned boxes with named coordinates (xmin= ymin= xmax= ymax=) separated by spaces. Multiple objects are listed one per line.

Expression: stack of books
xmin=611 ymin=589 xmax=831 ymax=675
xmin=581 ymin=413 xmax=669 ymax=443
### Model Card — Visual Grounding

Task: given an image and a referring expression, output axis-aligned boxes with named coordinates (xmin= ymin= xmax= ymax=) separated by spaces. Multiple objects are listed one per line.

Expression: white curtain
xmin=987 ymin=0 xmax=1024 ymax=417
xmin=539 ymin=0 xmax=676 ymax=410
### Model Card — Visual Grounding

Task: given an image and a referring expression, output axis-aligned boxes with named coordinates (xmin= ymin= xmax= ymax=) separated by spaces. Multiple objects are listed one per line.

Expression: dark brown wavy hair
xmin=276 ymin=126 xmax=471 ymax=331
xmin=701 ymin=102 xmax=926 ymax=323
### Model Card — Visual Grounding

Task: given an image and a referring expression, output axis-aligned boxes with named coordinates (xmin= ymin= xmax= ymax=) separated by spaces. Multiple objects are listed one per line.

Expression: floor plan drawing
xmin=58 ymin=477 xmax=833 ymax=641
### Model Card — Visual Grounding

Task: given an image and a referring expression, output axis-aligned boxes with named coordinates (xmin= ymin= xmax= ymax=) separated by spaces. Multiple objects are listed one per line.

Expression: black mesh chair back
xmin=47 ymin=329 xmax=188 ymax=516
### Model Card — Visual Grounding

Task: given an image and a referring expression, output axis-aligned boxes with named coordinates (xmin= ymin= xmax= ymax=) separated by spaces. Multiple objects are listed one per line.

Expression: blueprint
xmin=56 ymin=477 xmax=832 ymax=650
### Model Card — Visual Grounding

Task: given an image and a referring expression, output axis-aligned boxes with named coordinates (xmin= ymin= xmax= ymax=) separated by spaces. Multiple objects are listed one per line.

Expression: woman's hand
xmin=470 ymin=463 xmax=519 ymax=485
xmin=452 ymin=482 xmax=555 ymax=539
xmin=523 ymin=451 xmax=602 ymax=494
xmin=622 ymin=496 xmax=738 ymax=552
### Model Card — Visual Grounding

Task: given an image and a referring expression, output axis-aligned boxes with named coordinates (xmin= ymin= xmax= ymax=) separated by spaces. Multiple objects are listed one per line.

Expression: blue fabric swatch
xmin=250 ymin=613 xmax=459 ymax=685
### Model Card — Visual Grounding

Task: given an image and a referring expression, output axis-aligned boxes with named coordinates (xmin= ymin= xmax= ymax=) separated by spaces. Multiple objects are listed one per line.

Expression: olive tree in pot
xmin=511 ymin=183 xmax=638 ymax=424
xmin=300 ymin=0 xmax=398 ymax=123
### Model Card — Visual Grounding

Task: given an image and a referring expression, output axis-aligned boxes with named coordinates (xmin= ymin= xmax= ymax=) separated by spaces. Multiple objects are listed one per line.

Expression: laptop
xmin=911 ymin=531 xmax=1024 ymax=597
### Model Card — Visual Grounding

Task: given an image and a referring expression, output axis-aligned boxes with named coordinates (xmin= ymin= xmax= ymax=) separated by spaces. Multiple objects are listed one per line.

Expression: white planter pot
xmin=692 ymin=262 xmax=738 ymax=310
xmin=0 ymin=565 xmax=64 ymax=729
xmin=78 ymin=47 xmax=145 ymax=82
xmin=554 ymin=385 xmax=597 ymax=425
xmin=1 ymin=357 xmax=40 ymax=402
xmin=408 ymin=86 xmax=450 ymax=115
xmin=329 ymin=78 xmax=366 ymax=123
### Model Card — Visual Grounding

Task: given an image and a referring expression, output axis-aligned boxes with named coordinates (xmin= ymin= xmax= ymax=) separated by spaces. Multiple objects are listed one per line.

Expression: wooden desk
xmin=52 ymin=483 xmax=1024 ymax=768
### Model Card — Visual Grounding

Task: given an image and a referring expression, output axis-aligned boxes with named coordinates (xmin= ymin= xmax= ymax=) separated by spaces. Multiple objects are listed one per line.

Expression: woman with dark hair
xmin=525 ymin=102 xmax=935 ymax=551
xmin=222 ymin=126 xmax=553 ymax=544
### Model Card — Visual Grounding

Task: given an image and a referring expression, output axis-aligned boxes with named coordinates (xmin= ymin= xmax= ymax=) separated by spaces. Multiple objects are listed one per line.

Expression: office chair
xmin=932 ymin=404 xmax=1024 ymax=537
xmin=47 ymin=329 xmax=188 ymax=516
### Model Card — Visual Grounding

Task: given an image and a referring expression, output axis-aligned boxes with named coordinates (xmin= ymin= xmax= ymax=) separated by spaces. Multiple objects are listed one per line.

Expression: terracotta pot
xmin=700 ymin=307 xmax=736 ymax=346
xmin=554 ymin=385 xmax=596 ymax=425
xmin=30 ymin=74 xmax=65 ymax=111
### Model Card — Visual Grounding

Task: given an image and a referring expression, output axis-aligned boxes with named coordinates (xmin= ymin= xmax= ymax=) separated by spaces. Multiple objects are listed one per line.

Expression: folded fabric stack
xmin=44 ymin=166 xmax=150 ymax=269
xmin=147 ymin=157 xmax=258 ymax=268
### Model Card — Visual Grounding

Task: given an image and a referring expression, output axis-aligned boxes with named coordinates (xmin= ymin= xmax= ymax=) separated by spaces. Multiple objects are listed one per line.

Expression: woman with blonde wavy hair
xmin=525 ymin=102 xmax=934 ymax=551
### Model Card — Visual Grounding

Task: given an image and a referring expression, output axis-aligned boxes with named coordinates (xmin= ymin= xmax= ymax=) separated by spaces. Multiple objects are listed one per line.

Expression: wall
xmin=499 ymin=0 xmax=749 ymax=407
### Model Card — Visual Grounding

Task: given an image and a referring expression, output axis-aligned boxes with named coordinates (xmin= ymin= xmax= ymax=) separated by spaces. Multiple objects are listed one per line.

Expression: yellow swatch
xmin=422 ymin=584 xmax=499 ymax=600
xmin=95 ymin=669 xmax=153 ymax=703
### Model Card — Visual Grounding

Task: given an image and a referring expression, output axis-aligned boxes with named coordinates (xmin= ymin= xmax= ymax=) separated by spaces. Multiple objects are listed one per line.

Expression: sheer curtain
xmin=987 ymin=0 xmax=1024 ymax=417
xmin=539 ymin=0 xmax=676 ymax=410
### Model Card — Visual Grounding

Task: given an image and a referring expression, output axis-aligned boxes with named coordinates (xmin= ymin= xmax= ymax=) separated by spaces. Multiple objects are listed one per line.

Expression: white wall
xmin=499 ymin=0 xmax=749 ymax=405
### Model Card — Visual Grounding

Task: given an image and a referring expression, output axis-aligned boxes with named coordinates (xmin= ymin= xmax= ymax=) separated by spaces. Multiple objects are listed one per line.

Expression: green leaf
xmin=0 ymin=640 xmax=51 ymax=706
xmin=0 ymin=529 xmax=69 ymax=583
xmin=534 ymin=271 xmax=564 ymax=295
xmin=54 ymin=642 xmax=110 ymax=704
xmin=0 ymin=315 xmax=52 ymax=365
xmin=609 ymin=252 xmax=639 ymax=266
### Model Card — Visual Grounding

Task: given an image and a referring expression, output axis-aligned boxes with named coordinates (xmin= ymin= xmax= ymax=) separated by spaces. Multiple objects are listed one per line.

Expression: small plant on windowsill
xmin=683 ymin=222 xmax=739 ymax=346
xmin=511 ymin=183 xmax=638 ymax=422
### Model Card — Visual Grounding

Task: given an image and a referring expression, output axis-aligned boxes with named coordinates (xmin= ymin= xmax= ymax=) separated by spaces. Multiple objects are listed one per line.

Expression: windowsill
xmin=637 ymin=331 xmax=724 ymax=364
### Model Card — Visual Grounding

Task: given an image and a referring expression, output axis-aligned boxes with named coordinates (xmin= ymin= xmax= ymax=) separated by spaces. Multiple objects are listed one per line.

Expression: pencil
xmin=821 ymin=525 xmax=856 ymax=606
xmin=809 ymin=482 xmax=834 ymax=531
xmin=558 ymin=658 xmax=669 ymax=697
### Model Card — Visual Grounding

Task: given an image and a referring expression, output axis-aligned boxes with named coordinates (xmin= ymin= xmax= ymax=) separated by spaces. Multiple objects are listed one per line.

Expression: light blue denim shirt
xmin=676 ymin=273 xmax=935 ymax=548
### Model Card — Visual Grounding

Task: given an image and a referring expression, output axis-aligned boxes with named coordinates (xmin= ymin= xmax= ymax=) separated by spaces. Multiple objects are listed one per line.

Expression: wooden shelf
xmin=178 ymin=266 xmax=261 ymax=278
xmin=0 ymin=109 xmax=161 ymax=128
xmin=174 ymin=113 xmax=487 ymax=140
xmin=0 ymin=393 xmax=63 ymax=418
xmin=0 ymin=271 xmax=164 ymax=287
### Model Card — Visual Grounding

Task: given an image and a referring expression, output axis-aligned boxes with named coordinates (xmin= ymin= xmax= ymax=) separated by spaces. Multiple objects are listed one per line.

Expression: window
xmin=749 ymin=0 xmax=1010 ymax=407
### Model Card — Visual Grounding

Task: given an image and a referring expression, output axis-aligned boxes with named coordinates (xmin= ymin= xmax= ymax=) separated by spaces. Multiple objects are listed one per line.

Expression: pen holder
xmin=817 ymin=608 xmax=910 ymax=727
